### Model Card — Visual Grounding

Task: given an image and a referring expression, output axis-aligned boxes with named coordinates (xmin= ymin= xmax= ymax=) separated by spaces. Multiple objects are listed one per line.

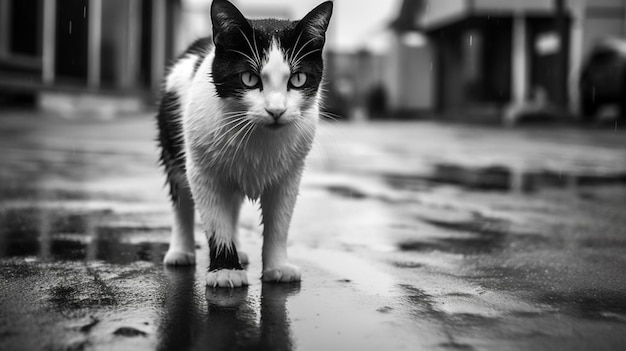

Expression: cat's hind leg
xmin=157 ymin=90 xmax=196 ymax=265
xmin=164 ymin=185 xmax=196 ymax=265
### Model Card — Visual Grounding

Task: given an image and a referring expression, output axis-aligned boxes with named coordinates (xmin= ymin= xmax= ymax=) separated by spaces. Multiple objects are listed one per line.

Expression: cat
xmin=156 ymin=0 xmax=333 ymax=288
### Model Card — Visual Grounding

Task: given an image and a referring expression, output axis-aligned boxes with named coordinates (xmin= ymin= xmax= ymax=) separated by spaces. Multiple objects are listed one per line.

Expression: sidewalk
xmin=1 ymin=112 xmax=626 ymax=350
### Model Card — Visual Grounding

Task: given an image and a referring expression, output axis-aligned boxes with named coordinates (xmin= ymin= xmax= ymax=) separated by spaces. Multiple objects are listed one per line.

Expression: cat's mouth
xmin=264 ymin=122 xmax=287 ymax=130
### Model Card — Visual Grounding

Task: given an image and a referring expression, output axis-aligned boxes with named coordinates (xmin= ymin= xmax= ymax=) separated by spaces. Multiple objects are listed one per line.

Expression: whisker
xmin=319 ymin=111 xmax=343 ymax=122
xmin=252 ymin=29 xmax=261 ymax=66
xmin=215 ymin=117 xmax=249 ymax=137
xmin=227 ymin=121 xmax=255 ymax=170
xmin=290 ymin=37 xmax=317 ymax=68
xmin=227 ymin=49 xmax=257 ymax=68
xmin=220 ymin=112 xmax=249 ymax=120
xmin=231 ymin=122 xmax=256 ymax=170
xmin=292 ymin=120 xmax=306 ymax=140
xmin=222 ymin=118 xmax=251 ymax=149
xmin=238 ymin=28 xmax=260 ymax=68
xmin=243 ymin=124 xmax=257 ymax=154
xmin=215 ymin=122 xmax=249 ymax=166
xmin=290 ymin=30 xmax=304 ymax=64
xmin=221 ymin=110 xmax=249 ymax=117
xmin=213 ymin=117 xmax=250 ymax=150
xmin=292 ymin=48 xmax=322 ymax=68
xmin=212 ymin=115 xmax=248 ymax=137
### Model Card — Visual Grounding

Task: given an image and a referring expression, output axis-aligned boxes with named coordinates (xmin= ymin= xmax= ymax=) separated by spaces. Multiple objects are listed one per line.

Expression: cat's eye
xmin=289 ymin=72 xmax=307 ymax=88
xmin=241 ymin=72 xmax=260 ymax=88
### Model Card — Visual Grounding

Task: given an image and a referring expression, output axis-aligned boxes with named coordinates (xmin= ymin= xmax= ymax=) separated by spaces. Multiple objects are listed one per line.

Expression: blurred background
xmin=0 ymin=0 xmax=625 ymax=124
xmin=2 ymin=3 xmax=626 ymax=350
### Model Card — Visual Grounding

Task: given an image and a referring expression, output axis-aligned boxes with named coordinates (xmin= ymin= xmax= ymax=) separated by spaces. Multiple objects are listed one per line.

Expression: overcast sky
xmin=182 ymin=0 xmax=401 ymax=53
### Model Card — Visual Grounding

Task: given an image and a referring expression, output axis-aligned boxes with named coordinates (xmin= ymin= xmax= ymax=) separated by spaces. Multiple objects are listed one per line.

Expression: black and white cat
xmin=156 ymin=0 xmax=333 ymax=288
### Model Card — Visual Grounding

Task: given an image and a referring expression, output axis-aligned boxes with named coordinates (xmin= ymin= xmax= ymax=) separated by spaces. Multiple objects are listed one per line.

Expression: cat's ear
xmin=211 ymin=0 xmax=252 ymax=47
xmin=297 ymin=1 xmax=333 ymax=44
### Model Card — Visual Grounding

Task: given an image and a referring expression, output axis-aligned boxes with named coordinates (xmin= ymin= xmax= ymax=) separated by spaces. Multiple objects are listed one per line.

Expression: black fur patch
xmin=156 ymin=90 xmax=186 ymax=203
xmin=208 ymin=235 xmax=244 ymax=272
xmin=156 ymin=38 xmax=214 ymax=203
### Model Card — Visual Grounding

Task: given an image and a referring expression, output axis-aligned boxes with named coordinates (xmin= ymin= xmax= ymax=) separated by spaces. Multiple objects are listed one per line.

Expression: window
xmin=0 ymin=0 xmax=43 ymax=71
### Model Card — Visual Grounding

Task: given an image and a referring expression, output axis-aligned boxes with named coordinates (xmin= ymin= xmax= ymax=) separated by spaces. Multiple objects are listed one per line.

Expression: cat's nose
xmin=265 ymin=108 xmax=286 ymax=120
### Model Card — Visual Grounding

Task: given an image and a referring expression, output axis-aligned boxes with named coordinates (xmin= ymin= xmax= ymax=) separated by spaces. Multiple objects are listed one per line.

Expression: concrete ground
xmin=1 ymin=111 xmax=626 ymax=351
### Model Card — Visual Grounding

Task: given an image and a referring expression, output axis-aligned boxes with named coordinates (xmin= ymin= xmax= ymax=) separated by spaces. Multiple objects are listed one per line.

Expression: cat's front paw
xmin=206 ymin=269 xmax=249 ymax=288
xmin=262 ymin=263 xmax=301 ymax=283
xmin=163 ymin=250 xmax=196 ymax=265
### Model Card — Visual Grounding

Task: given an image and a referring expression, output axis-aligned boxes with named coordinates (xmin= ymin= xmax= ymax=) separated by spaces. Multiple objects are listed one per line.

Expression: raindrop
xmin=592 ymin=86 xmax=596 ymax=103
xmin=83 ymin=6 xmax=86 ymax=18
xmin=469 ymin=35 xmax=473 ymax=46
xmin=69 ymin=20 xmax=72 ymax=34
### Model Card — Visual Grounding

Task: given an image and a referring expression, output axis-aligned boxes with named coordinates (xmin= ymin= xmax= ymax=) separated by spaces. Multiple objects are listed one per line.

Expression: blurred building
xmin=384 ymin=0 xmax=434 ymax=117
xmin=415 ymin=0 xmax=626 ymax=120
xmin=0 ymin=0 xmax=183 ymax=115
xmin=359 ymin=0 xmax=626 ymax=120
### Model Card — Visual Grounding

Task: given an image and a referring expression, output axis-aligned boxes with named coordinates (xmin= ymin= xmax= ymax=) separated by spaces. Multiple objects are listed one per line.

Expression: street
xmin=1 ymin=112 xmax=626 ymax=351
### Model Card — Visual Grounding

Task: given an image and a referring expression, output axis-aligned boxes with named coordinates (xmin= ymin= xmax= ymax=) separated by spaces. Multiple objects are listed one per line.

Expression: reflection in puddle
xmin=160 ymin=266 xmax=300 ymax=351
xmin=434 ymin=163 xmax=626 ymax=193
xmin=159 ymin=266 xmax=201 ymax=351
xmin=324 ymin=185 xmax=369 ymax=200
xmin=0 ymin=208 xmax=169 ymax=264
xmin=539 ymin=291 xmax=626 ymax=322
xmin=384 ymin=163 xmax=626 ymax=194
xmin=203 ymin=283 xmax=299 ymax=351
xmin=399 ymin=213 xmax=546 ymax=255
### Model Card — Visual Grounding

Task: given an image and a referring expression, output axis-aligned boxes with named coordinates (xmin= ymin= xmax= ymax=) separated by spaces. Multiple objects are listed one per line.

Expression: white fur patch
xmin=239 ymin=41 xmax=310 ymax=127
xmin=262 ymin=41 xmax=291 ymax=90
xmin=166 ymin=55 xmax=200 ymax=109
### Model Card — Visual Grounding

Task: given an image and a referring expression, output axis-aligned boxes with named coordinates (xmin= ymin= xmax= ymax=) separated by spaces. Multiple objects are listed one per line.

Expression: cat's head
xmin=210 ymin=0 xmax=333 ymax=130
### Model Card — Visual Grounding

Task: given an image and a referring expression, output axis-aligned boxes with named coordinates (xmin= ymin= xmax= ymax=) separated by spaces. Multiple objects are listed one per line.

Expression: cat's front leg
xmin=261 ymin=172 xmax=302 ymax=283
xmin=188 ymin=170 xmax=248 ymax=288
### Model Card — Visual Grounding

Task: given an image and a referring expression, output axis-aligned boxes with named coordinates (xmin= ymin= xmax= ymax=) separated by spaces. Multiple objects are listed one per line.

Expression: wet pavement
xmin=1 ymin=112 xmax=626 ymax=350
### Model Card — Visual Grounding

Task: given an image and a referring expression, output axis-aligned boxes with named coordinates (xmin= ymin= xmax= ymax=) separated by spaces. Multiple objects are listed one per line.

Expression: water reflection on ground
xmin=0 ymin=207 xmax=169 ymax=263
xmin=0 ymin=205 xmax=302 ymax=351
xmin=2 ymin=116 xmax=626 ymax=350
xmin=160 ymin=268 xmax=301 ymax=351
xmin=387 ymin=163 xmax=626 ymax=193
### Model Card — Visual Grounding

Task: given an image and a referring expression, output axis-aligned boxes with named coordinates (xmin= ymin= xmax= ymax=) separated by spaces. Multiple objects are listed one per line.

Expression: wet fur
xmin=156 ymin=0 xmax=333 ymax=287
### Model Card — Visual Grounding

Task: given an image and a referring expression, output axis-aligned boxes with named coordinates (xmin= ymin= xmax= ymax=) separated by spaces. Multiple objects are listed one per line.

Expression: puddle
xmin=433 ymin=164 xmax=513 ymax=191
xmin=383 ymin=175 xmax=435 ymax=193
xmin=384 ymin=163 xmax=626 ymax=194
xmin=538 ymin=291 xmax=626 ymax=322
xmin=0 ymin=208 xmax=169 ymax=264
xmin=397 ymin=212 xmax=550 ymax=255
xmin=322 ymin=184 xmax=400 ymax=204
xmin=324 ymin=185 xmax=369 ymax=199
xmin=399 ymin=214 xmax=510 ymax=255
xmin=400 ymin=284 xmax=499 ymax=332
xmin=437 ymin=341 xmax=475 ymax=350
xmin=49 ymin=283 xmax=117 ymax=309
